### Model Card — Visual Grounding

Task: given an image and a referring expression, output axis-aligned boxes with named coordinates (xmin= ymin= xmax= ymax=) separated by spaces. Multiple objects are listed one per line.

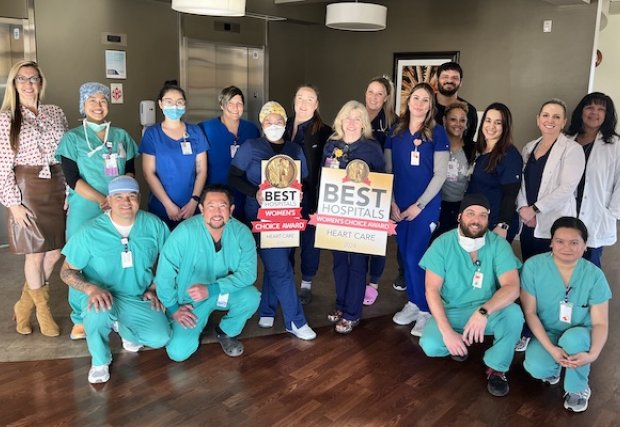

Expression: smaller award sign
xmin=252 ymin=155 xmax=306 ymax=248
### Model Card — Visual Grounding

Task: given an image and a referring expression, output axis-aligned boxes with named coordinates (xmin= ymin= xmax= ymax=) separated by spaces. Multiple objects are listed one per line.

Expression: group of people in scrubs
xmin=1 ymin=58 xmax=617 ymax=411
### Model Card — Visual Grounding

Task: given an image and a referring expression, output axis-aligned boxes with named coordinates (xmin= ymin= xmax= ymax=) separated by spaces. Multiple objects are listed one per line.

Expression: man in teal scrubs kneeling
xmin=60 ymin=176 xmax=171 ymax=384
xmin=156 ymin=184 xmax=260 ymax=362
xmin=419 ymin=194 xmax=524 ymax=397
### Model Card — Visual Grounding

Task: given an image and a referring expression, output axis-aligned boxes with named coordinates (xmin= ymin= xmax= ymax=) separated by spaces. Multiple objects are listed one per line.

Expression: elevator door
xmin=181 ymin=38 xmax=265 ymax=126
xmin=0 ymin=17 xmax=32 ymax=247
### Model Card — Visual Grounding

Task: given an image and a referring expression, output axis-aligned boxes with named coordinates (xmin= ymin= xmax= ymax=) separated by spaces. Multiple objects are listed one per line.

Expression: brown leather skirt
xmin=7 ymin=165 xmax=66 ymax=254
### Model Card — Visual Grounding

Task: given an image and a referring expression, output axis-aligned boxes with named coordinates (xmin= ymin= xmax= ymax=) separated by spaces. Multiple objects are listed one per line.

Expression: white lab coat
xmin=517 ymin=133 xmax=586 ymax=239
xmin=570 ymin=132 xmax=620 ymax=248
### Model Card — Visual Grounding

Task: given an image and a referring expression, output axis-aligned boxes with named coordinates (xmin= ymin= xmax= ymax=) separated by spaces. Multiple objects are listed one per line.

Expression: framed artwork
xmin=393 ymin=51 xmax=460 ymax=115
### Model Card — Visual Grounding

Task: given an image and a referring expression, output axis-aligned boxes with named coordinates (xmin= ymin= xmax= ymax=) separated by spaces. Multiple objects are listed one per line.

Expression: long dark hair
xmin=471 ymin=103 xmax=513 ymax=172
xmin=292 ymin=84 xmax=325 ymax=135
xmin=393 ymin=82 xmax=436 ymax=141
xmin=568 ymin=92 xmax=618 ymax=143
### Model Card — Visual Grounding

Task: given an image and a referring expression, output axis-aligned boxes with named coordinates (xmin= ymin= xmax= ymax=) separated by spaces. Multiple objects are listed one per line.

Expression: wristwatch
xmin=191 ymin=195 xmax=201 ymax=203
xmin=478 ymin=307 xmax=489 ymax=317
xmin=532 ymin=204 xmax=540 ymax=213
xmin=497 ymin=222 xmax=509 ymax=231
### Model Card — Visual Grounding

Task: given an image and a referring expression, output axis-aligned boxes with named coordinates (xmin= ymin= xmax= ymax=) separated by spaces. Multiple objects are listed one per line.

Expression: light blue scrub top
xmin=56 ymin=125 xmax=138 ymax=238
xmin=419 ymin=229 xmax=522 ymax=309
xmin=521 ymin=253 xmax=611 ymax=335
xmin=62 ymin=211 xmax=169 ymax=298
xmin=155 ymin=215 xmax=257 ymax=314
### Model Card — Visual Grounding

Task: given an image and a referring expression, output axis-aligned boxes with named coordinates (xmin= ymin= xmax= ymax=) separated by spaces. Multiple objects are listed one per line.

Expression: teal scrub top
xmin=55 ymin=125 xmax=139 ymax=238
xmin=62 ymin=210 xmax=169 ymax=298
xmin=155 ymin=215 xmax=257 ymax=314
xmin=521 ymin=253 xmax=611 ymax=335
xmin=419 ymin=229 xmax=522 ymax=309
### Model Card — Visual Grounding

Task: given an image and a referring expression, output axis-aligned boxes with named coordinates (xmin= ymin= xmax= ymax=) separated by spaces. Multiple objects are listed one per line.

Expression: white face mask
xmin=264 ymin=124 xmax=286 ymax=142
xmin=457 ymin=227 xmax=486 ymax=253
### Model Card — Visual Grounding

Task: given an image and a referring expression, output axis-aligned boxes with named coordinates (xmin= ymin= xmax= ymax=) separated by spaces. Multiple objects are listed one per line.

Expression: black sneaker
xmin=451 ymin=354 xmax=468 ymax=362
xmin=216 ymin=327 xmax=244 ymax=357
xmin=392 ymin=274 xmax=406 ymax=291
xmin=486 ymin=367 xmax=509 ymax=397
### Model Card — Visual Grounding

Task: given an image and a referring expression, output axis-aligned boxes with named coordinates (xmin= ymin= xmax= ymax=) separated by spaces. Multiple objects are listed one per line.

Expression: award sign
xmin=311 ymin=160 xmax=395 ymax=256
xmin=251 ymin=155 xmax=306 ymax=248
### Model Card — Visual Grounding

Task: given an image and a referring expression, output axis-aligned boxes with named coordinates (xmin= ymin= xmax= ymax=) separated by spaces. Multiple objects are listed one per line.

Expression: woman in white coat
xmin=567 ymin=92 xmax=620 ymax=268
xmin=517 ymin=99 xmax=585 ymax=261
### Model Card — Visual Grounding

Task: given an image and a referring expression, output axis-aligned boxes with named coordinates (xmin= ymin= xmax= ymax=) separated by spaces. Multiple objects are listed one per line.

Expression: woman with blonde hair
xmin=386 ymin=82 xmax=449 ymax=337
xmin=0 ymin=60 xmax=68 ymax=336
xmin=323 ymin=100 xmax=385 ymax=333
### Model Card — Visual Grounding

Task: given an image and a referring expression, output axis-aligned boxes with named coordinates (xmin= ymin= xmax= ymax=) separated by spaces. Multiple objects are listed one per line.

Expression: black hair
xmin=550 ymin=216 xmax=589 ymax=243
xmin=201 ymin=184 xmax=234 ymax=205
xmin=437 ymin=62 xmax=463 ymax=79
xmin=567 ymin=92 xmax=619 ymax=143
xmin=158 ymin=80 xmax=186 ymax=101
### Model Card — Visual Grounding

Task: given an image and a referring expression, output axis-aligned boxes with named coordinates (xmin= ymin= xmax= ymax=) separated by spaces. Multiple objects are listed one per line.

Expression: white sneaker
xmin=258 ymin=316 xmax=275 ymax=329
xmin=410 ymin=311 xmax=432 ymax=337
xmin=112 ymin=321 xmax=119 ymax=333
xmin=393 ymin=301 xmax=420 ymax=325
xmin=286 ymin=323 xmax=317 ymax=341
xmin=88 ymin=364 xmax=110 ymax=384
xmin=121 ymin=338 xmax=143 ymax=352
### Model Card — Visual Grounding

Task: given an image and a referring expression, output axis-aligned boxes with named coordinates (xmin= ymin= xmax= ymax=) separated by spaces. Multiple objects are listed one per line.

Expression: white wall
xmin=594 ymin=14 xmax=620 ymax=123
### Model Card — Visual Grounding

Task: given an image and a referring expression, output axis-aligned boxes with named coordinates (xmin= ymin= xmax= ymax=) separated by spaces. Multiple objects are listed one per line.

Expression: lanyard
xmin=120 ymin=237 xmax=130 ymax=252
xmin=564 ymin=286 xmax=572 ymax=303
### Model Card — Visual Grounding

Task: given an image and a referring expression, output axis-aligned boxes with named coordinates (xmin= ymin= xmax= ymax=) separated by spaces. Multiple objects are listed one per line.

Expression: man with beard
xmin=155 ymin=184 xmax=260 ymax=362
xmin=418 ymin=194 xmax=524 ymax=397
xmin=434 ymin=62 xmax=478 ymax=144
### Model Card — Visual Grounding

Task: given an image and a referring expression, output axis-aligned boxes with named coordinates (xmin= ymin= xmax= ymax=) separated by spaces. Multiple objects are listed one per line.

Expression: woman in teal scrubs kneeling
xmin=521 ymin=216 xmax=611 ymax=413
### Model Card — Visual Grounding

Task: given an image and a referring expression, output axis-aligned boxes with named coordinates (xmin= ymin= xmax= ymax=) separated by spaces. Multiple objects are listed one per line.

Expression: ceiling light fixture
xmin=171 ymin=0 xmax=246 ymax=17
xmin=325 ymin=1 xmax=387 ymax=32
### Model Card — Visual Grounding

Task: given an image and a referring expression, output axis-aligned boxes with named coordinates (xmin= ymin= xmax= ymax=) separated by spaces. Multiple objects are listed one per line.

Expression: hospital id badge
xmin=559 ymin=301 xmax=573 ymax=324
xmin=410 ymin=150 xmax=420 ymax=166
xmin=121 ymin=251 xmax=133 ymax=269
xmin=181 ymin=141 xmax=193 ymax=155
xmin=217 ymin=293 xmax=229 ymax=308
xmin=472 ymin=271 xmax=483 ymax=288
xmin=230 ymin=144 xmax=239 ymax=158
xmin=447 ymin=158 xmax=458 ymax=182
xmin=104 ymin=154 xmax=119 ymax=176
xmin=325 ymin=157 xmax=340 ymax=169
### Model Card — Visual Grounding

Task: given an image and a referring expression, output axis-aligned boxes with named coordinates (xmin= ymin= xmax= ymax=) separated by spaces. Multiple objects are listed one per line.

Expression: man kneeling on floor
xmin=155 ymin=184 xmax=260 ymax=362
xmin=418 ymin=194 xmax=524 ymax=397
xmin=60 ymin=176 xmax=171 ymax=384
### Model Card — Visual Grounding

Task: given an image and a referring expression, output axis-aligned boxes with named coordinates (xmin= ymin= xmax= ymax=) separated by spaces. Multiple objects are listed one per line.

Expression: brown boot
xmin=13 ymin=282 xmax=35 ymax=334
xmin=27 ymin=284 xmax=60 ymax=337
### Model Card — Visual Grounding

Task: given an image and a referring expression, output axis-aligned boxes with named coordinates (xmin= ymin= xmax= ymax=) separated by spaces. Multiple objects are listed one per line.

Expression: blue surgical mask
xmin=163 ymin=106 xmax=186 ymax=121
xmin=84 ymin=120 xmax=109 ymax=133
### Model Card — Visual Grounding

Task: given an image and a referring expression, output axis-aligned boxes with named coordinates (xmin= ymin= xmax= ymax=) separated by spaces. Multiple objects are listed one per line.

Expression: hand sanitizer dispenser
xmin=140 ymin=100 xmax=156 ymax=135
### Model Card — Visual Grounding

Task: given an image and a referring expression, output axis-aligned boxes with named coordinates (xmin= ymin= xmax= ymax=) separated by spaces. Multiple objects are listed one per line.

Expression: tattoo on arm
xmin=60 ymin=262 xmax=91 ymax=292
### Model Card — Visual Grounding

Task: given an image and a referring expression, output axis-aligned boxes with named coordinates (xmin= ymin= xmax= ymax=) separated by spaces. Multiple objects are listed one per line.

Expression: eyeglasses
xmin=15 ymin=75 xmax=42 ymax=84
xmin=162 ymin=98 xmax=186 ymax=107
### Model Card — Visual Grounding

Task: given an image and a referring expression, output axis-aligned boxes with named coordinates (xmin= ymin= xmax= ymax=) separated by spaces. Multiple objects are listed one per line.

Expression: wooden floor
xmin=0 ymin=313 xmax=617 ymax=427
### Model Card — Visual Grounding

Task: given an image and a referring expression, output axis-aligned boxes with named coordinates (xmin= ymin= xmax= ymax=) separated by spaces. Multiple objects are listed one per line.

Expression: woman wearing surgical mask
xmin=199 ymin=86 xmax=259 ymax=221
xmin=322 ymin=100 xmax=385 ymax=334
xmin=56 ymin=81 xmax=139 ymax=340
xmin=140 ymin=80 xmax=208 ymax=230
xmin=229 ymin=101 xmax=317 ymax=341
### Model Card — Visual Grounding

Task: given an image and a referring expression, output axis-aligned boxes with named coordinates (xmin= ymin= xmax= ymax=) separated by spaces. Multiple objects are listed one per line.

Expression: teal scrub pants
xmin=69 ymin=288 xmax=83 ymax=324
xmin=523 ymin=327 xmax=591 ymax=393
xmin=420 ymin=303 xmax=524 ymax=372
xmin=81 ymin=294 xmax=171 ymax=366
xmin=166 ymin=286 xmax=260 ymax=362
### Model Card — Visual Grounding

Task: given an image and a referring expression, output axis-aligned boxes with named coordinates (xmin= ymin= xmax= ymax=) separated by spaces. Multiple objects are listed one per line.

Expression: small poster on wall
xmin=105 ymin=50 xmax=127 ymax=79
